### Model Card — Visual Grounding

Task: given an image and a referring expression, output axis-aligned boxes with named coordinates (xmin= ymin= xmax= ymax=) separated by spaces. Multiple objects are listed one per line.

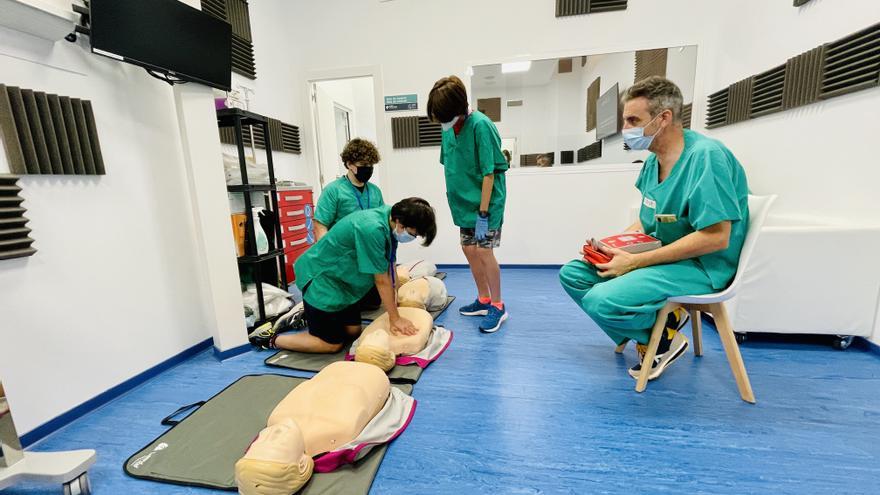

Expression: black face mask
xmin=351 ymin=165 xmax=373 ymax=183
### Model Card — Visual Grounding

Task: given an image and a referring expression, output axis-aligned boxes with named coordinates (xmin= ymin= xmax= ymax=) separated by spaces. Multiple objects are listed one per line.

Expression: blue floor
xmin=9 ymin=267 xmax=880 ymax=494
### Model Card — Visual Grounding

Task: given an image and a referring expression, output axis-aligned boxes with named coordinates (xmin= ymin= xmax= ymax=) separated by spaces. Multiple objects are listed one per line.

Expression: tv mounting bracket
xmin=65 ymin=1 xmax=91 ymax=43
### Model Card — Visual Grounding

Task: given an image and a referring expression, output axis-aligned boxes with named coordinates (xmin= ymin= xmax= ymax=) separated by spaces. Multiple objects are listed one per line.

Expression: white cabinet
xmin=728 ymin=218 xmax=880 ymax=339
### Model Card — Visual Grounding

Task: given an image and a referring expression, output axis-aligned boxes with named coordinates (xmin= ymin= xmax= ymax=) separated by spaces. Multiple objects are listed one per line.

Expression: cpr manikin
xmin=397 ymin=276 xmax=448 ymax=312
xmin=235 ymin=361 xmax=402 ymax=495
xmin=395 ymin=259 xmax=438 ymax=287
xmin=354 ymin=307 xmax=434 ymax=371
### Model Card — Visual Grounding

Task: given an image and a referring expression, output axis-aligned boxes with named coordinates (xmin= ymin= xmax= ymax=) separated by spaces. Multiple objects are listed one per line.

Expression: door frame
xmin=304 ymin=65 xmax=388 ymax=196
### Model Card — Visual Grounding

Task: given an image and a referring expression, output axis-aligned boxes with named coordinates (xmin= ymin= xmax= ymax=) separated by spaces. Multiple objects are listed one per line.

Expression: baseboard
xmin=856 ymin=337 xmax=880 ymax=356
xmin=20 ymin=338 xmax=213 ymax=447
xmin=437 ymin=264 xmax=563 ymax=270
xmin=213 ymin=343 xmax=253 ymax=361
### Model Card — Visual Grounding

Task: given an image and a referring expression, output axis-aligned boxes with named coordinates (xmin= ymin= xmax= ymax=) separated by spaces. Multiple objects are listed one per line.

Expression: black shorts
xmin=303 ymin=298 xmax=362 ymax=345
xmin=356 ymin=286 xmax=381 ymax=311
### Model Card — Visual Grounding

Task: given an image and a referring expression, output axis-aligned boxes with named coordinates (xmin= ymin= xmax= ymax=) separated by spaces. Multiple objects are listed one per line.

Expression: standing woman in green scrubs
xmin=428 ymin=76 xmax=509 ymax=334
xmin=313 ymin=138 xmax=385 ymax=309
xmin=249 ymin=198 xmax=437 ymax=353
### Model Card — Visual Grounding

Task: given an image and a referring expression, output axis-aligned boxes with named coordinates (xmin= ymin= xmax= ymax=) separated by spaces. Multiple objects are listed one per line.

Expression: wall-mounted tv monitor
xmin=595 ymin=83 xmax=620 ymax=140
xmin=90 ymin=0 xmax=232 ymax=91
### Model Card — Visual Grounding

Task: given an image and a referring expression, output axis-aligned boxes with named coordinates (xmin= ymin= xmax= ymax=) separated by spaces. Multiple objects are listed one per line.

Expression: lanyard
xmin=389 ymin=235 xmax=398 ymax=292
xmin=346 ymin=178 xmax=370 ymax=210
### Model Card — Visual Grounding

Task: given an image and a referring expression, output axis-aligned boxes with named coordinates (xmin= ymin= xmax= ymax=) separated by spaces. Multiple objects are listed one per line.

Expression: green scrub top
xmin=313 ymin=176 xmax=385 ymax=229
xmin=635 ymin=129 xmax=750 ymax=290
xmin=439 ymin=111 xmax=508 ymax=230
xmin=294 ymin=205 xmax=394 ymax=312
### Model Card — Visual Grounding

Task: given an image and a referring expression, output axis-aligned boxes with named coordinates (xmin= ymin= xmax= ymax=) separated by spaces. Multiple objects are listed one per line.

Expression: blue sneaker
xmin=459 ymin=299 xmax=491 ymax=316
xmin=479 ymin=305 xmax=509 ymax=333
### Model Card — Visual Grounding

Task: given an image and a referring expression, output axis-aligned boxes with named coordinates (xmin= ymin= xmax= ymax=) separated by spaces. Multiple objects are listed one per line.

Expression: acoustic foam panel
xmin=705 ymin=21 xmax=880 ymax=128
xmin=680 ymin=103 xmax=693 ymax=129
xmin=0 ymin=85 xmax=105 ymax=175
xmin=558 ymin=58 xmax=573 ymax=74
xmin=477 ymin=97 xmax=502 ymax=122
xmin=391 ymin=116 xmax=419 ymax=149
xmin=520 ymin=153 xmax=555 ymax=167
xmin=577 ymin=141 xmax=603 ymax=163
xmin=635 ymin=49 xmax=668 ymax=84
xmin=820 ymin=22 xmax=880 ymax=99
xmin=556 ymin=0 xmax=627 ymax=17
xmin=750 ymin=64 xmax=785 ymax=118
xmin=202 ymin=0 xmax=256 ymax=79
xmin=418 ymin=117 xmax=442 ymax=147
xmin=0 ymin=175 xmax=36 ymax=261
xmin=219 ymin=118 xmax=301 ymax=154
xmin=561 ymin=150 xmax=575 ymax=164
xmin=586 ymin=77 xmax=600 ymax=132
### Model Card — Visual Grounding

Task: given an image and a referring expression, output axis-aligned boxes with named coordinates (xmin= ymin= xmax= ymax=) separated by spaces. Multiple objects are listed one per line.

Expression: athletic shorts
xmin=304 ymin=298 xmax=361 ymax=345
xmin=460 ymin=227 xmax=502 ymax=248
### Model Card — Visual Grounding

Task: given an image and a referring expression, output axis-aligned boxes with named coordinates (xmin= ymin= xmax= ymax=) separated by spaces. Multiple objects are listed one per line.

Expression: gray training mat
xmin=265 ymin=347 xmax=424 ymax=384
xmin=360 ymin=295 xmax=456 ymax=322
xmin=124 ymin=374 xmax=413 ymax=493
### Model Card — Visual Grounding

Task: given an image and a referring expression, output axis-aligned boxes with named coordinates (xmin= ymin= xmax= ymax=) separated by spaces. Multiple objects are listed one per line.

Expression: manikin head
xmin=621 ymin=76 xmax=684 ymax=153
xmin=235 ymin=418 xmax=313 ymax=495
xmin=354 ymin=329 xmax=395 ymax=372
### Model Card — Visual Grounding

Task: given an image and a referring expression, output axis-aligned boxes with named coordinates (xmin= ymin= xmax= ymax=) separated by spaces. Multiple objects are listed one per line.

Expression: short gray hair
xmin=622 ymin=76 xmax=683 ymax=122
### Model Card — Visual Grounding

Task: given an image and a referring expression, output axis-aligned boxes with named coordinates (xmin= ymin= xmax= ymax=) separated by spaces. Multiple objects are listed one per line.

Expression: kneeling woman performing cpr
xmin=249 ymin=198 xmax=437 ymax=354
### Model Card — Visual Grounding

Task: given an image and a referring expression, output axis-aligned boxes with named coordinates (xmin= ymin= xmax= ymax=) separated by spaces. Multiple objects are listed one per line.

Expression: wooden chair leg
xmin=710 ymin=303 xmax=756 ymax=404
xmin=689 ymin=308 xmax=703 ymax=357
xmin=614 ymin=341 xmax=627 ymax=354
xmin=635 ymin=304 xmax=674 ymax=393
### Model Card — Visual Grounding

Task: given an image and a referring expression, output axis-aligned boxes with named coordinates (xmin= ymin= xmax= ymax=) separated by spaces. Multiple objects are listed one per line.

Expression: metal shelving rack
xmin=217 ymin=108 xmax=287 ymax=328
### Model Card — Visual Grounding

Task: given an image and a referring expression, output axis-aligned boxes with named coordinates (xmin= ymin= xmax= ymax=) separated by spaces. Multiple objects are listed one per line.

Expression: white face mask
xmin=440 ymin=116 xmax=460 ymax=132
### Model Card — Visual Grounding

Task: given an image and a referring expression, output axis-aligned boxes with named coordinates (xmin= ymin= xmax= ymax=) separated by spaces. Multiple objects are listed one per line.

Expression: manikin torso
xmin=360 ymin=307 xmax=433 ymax=356
xmin=354 ymin=307 xmax=434 ymax=371
xmin=397 ymin=276 xmax=447 ymax=311
xmin=267 ymin=361 xmax=390 ymax=456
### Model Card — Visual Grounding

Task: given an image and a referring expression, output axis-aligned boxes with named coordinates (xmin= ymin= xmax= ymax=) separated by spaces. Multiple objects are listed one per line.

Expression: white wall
xmin=0 ymin=27 xmax=209 ymax=433
xmin=226 ymin=0 xmax=313 ymax=186
xmin=477 ymin=85 xmax=559 ymax=161
xmin=350 ymin=78 xmax=378 ymax=144
xmin=277 ymin=0 xmax=880 ymax=242
xmin=314 ymin=84 xmax=347 ymax=184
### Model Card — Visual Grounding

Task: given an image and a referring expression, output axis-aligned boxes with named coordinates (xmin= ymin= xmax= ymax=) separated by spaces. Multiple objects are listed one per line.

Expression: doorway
xmin=308 ymin=76 xmax=379 ymax=192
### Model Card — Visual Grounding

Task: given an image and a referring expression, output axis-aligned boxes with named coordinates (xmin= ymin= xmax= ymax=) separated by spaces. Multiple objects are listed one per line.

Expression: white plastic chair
xmin=629 ymin=194 xmax=777 ymax=403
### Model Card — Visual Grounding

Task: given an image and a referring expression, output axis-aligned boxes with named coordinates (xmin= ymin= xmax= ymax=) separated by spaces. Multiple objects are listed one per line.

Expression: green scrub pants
xmin=558 ymin=259 xmax=716 ymax=345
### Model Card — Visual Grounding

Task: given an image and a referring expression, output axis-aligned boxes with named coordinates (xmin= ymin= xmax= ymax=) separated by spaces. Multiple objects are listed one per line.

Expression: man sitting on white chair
xmin=559 ymin=76 xmax=750 ymax=381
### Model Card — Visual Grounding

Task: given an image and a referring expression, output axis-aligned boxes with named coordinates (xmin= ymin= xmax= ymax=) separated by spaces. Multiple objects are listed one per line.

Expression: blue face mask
xmin=623 ymin=113 xmax=664 ymax=151
xmin=394 ymin=227 xmax=416 ymax=243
